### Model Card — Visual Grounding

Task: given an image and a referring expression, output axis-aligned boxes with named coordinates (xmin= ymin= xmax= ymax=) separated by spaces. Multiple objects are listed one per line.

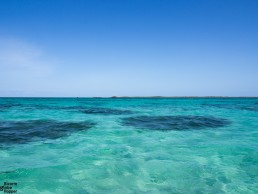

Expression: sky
xmin=0 ymin=0 xmax=257 ymax=97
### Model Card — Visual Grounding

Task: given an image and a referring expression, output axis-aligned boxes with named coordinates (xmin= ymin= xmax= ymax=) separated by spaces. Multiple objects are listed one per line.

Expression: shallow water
xmin=0 ymin=98 xmax=257 ymax=193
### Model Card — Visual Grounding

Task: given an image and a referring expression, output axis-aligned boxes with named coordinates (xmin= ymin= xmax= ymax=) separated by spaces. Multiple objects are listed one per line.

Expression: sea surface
xmin=0 ymin=98 xmax=257 ymax=193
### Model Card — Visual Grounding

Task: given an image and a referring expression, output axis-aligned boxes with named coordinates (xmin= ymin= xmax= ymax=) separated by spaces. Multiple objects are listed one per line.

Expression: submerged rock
xmin=0 ymin=120 xmax=95 ymax=147
xmin=121 ymin=116 xmax=230 ymax=131
xmin=0 ymin=104 xmax=22 ymax=110
xmin=81 ymin=107 xmax=133 ymax=115
xmin=202 ymin=103 xmax=258 ymax=112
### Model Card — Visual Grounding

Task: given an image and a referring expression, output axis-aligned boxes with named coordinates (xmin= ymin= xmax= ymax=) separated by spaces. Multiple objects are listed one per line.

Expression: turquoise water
xmin=0 ymin=98 xmax=257 ymax=193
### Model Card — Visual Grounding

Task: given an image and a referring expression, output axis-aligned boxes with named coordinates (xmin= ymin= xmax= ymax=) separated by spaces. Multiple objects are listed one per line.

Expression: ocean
xmin=0 ymin=98 xmax=257 ymax=193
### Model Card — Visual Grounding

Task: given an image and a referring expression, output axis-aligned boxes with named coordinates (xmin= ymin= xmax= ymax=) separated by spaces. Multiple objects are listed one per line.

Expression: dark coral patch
xmin=121 ymin=116 xmax=230 ymax=131
xmin=0 ymin=104 xmax=22 ymax=110
xmin=202 ymin=103 xmax=258 ymax=112
xmin=81 ymin=107 xmax=133 ymax=115
xmin=0 ymin=120 xmax=95 ymax=147
xmin=239 ymin=106 xmax=258 ymax=111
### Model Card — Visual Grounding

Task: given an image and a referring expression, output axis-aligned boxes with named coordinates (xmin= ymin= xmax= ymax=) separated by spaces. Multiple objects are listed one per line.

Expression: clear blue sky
xmin=0 ymin=0 xmax=257 ymax=97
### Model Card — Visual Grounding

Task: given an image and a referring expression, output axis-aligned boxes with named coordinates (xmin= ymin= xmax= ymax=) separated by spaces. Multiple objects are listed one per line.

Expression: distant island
xmin=102 ymin=96 xmax=258 ymax=98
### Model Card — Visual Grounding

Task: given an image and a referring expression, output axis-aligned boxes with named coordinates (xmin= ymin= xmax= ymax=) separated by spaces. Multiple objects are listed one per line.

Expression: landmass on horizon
xmin=1 ymin=96 xmax=258 ymax=98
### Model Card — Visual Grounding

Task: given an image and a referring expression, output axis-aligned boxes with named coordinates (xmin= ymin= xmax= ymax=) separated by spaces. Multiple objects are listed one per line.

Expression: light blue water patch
xmin=0 ymin=98 xmax=257 ymax=193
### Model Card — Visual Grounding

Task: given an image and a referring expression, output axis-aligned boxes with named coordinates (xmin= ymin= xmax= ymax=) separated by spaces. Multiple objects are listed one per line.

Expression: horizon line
xmin=1 ymin=96 xmax=258 ymax=98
